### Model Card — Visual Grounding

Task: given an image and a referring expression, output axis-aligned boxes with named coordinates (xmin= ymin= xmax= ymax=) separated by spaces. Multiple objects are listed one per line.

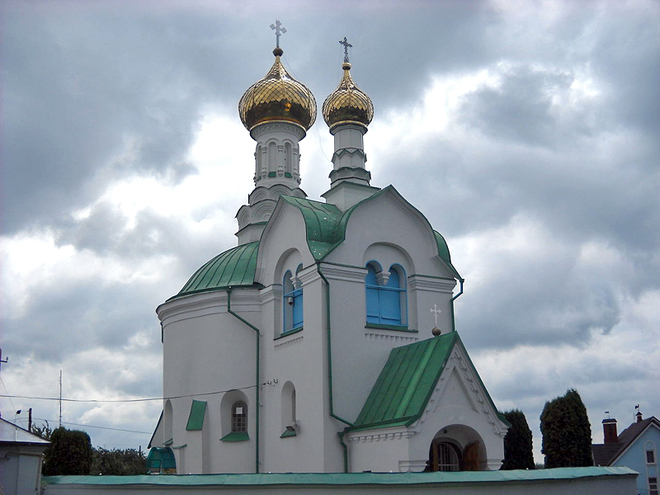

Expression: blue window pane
xmin=365 ymin=264 xmax=406 ymax=326
xmin=386 ymin=269 xmax=400 ymax=288
xmin=380 ymin=289 xmax=401 ymax=323
xmin=366 ymin=287 xmax=380 ymax=323
xmin=365 ymin=265 xmax=378 ymax=285
xmin=292 ymin=289 xmax=303 ymax=328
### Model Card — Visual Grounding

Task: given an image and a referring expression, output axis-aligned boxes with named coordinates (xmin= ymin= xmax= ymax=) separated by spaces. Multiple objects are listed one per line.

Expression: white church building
xmin=148 ymin=32 xmax=510 ymax=475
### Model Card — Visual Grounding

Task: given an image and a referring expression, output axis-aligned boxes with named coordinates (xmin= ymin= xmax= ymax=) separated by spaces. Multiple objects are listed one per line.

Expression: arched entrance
xmin=426 ymin=425 xmax=487 ymax=472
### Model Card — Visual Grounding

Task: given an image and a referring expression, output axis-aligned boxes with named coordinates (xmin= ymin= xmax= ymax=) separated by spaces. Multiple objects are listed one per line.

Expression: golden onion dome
xmin=322 ymin=61 xmax=374 ymax=131
xmin=239 ymin=47 xmax=317 ymax=132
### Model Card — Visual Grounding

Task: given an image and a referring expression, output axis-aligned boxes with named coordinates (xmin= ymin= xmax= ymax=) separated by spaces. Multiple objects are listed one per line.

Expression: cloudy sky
xmin=2 ymin=0 xmax=659 ymax=463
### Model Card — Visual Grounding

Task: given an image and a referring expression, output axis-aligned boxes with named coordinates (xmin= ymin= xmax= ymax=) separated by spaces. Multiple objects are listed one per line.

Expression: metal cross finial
xmin=430 ymin=304 xmax=442 ymax=327
xmin=339 ymin=37 xmax=352 ymax=63
xmin=270 ymin=20 xmax=286 ymax=48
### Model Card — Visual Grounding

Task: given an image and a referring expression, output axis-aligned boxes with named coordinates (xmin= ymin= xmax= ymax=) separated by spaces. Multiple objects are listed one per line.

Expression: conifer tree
xmin=42 ymin=427 xmax=93 ymax=475
xmin=501 ymin=409 xmax=535 ymax=470
xmin=540 ymin=389 xmax=593 ymax=468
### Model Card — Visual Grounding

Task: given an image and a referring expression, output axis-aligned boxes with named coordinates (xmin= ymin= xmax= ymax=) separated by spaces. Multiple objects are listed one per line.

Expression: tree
xmin=91 ymin=447 xmax=147 ymax=475
xmin=540 ymin=389 xmax=593 ymax=468
xmin=501 ymin=409 xmax=535 ymax=470
xmin=31 ymin=420 xmax=53 ymax=441
xmin=42 ymin=427 xmax=93 ymax=475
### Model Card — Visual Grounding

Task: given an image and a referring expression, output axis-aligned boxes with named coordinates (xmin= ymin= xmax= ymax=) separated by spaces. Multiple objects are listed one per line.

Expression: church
xmin=147 ymin=26 xmax=510 ymax=475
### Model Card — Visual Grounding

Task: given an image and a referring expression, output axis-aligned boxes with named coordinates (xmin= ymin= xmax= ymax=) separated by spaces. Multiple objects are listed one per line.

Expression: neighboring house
xmin=0 ymin=417 xmax=50 ymax=495
xmin=148 ymin=40 xmax=509 ymax=474
xmin=593 ymin=412 xmax=660 ymax=495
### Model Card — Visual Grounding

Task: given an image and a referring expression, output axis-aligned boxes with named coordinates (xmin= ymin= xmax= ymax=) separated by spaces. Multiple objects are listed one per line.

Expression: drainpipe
xmin=316 ymin=262 xmax=353 ymax=473
xmin=450 ymin=278 xmax=464 ymax=333
xmin=226 ymin=288 xmax=260 ymax=474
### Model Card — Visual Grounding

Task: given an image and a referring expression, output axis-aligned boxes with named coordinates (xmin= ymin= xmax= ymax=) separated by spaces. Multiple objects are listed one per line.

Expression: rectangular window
xmin=648 ymin=449 xmax=656 ymax=464
xmin=649 ymin=477 xmax=658 ymax=495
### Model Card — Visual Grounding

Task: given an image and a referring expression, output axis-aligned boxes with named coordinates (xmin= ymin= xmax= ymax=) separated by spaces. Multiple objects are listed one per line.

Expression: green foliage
xmin=540 ymin=389 xmax=593 ymax=468
xmin=501 ymin=409 xmax=535 ymax=470
xmin=42 ymin=427 xmax=93 ymax=475
xmin=90 ymin=447 xmax=147 ymax=475
xmin=30 ymin=420 xmax=53 ymax=441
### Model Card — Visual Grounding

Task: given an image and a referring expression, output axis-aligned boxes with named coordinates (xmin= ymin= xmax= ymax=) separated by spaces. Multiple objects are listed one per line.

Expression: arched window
xmin=281 ymin=381 xmax=297 ymax=438
xmin=283 ymin=264 xmax=303 ymax=333
xmin=365 ymin=262 xmax=407 ymax=326
xmin=285 ymin=142 xmax=293 ymax=175
xmin=428 ymin=439 xmax=462 ymax=472
xmin=164 ymin=399 xmax=173 ymax=444
xmin=231 ymin=401 xmax=247 ymax=433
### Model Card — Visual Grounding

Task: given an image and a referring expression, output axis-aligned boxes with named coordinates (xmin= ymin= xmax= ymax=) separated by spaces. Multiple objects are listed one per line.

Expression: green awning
xmin=186 ymin=400 xmax=207 ymax=431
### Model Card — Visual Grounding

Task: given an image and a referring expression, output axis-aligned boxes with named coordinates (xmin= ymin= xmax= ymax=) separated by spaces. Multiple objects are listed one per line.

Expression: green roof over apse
xmin=171 ymin=241 xmax=259 ymax=300
xmin=351 ymin=332 xmax=459 ymax=431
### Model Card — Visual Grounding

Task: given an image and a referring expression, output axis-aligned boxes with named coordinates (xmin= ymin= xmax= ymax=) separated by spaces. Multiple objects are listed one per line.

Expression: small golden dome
xmin=239 ymin=47 xmax=317 ymax=132
xmin=322 ymin=62 xmax=374 ymax=131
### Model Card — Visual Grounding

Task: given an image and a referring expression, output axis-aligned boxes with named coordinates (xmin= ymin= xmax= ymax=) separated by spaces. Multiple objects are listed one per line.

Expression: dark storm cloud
xmin=2 ymin=6 xmax=249 ymax=234
xmin=2 ymin=0 xmax=659 ymax=453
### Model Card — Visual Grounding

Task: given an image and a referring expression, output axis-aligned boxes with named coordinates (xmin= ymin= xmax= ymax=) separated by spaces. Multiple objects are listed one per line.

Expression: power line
xmin=0 ymin=384 xmax=256 ymax=404
xmin=26 ymin=417 xmax=152 ymax=435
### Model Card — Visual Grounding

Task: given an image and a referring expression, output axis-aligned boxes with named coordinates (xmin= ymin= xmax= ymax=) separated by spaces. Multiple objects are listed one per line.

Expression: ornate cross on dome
xmin=430 ymin=304 xmax=442 ymax=327
xmin=270 ymin=20 xmax=286 ymax=48
xmin=339 ymin=36 xmax=352 ymax=63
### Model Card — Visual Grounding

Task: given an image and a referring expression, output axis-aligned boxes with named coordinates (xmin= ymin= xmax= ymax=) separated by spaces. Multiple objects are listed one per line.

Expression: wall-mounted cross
xmin=430 ymin=304 xmax=442 ymax=327
xmin=339 ymin=36 xmax=352 ymax=63
xmin=270 ymin=20 xmax=286 ymax=48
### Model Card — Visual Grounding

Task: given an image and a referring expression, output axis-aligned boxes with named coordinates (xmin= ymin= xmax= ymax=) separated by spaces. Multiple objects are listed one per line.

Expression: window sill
xmin=220 ymin=432 xmax=250 ymax=442
xmin=275 ymin=327 xmax=303 ymax=340
xmin=365 ymin=323 xmax=417 ymax=332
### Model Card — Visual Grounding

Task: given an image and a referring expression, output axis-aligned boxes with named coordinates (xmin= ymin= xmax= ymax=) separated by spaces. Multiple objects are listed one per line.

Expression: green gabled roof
xmin=281 ymin=188 xmax=459 ymax=275
xmin=171 ymin=241 xmax=260 ymax=300
xmin=353 ymin=332 xmax=459 ymax=431
xmin=280 ymin=196 xmax=345 ymax=259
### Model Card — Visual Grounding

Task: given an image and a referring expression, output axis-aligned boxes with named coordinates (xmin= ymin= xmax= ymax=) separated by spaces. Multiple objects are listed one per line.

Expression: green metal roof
xmin=186 ymin=400 xmax=207 ymax=431
xmin=280 ymin=196 xmax=345 ymax=259
xmin=353 ymin=332 xmax=459 ymax=430
xmin=170 ymin=187 xmax=460 ymax=301
xmin=42 ymin=466 xmax=637 ymax=486
xmin=282 ymin=188 xmax=460 ymax=275
xmin=171 ymin=241 xmax=260 ymax=300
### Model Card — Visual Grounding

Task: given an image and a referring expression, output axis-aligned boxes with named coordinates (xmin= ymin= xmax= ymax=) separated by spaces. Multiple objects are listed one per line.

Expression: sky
xmin=1 ymin=0 xmax=659 ymax=463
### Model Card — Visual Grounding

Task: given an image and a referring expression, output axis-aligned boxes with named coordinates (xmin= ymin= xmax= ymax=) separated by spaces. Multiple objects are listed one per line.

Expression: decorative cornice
xmin=364 ymin=331 xmax=418 ymax=344
xmin=318 ymin=264 xmax=367 ymax=283
xmin=157 ymin=289 xmax=261 ymax=328
xmin=408 ymin=275 xmax=456 ymax=293
xmin=346 ymin=426 xmax=413 ymax=443
xmin=251 ymin=121 xmax=306 ymax=140
xmin=274 ymin=333 xmax=303 ymax=349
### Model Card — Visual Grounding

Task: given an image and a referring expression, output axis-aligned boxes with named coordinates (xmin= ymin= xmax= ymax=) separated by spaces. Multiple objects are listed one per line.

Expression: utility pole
xmin=28 ymin=407 xmax=32 ymax=431
xmin=59 ymin=370 xmax=62 ymax=429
